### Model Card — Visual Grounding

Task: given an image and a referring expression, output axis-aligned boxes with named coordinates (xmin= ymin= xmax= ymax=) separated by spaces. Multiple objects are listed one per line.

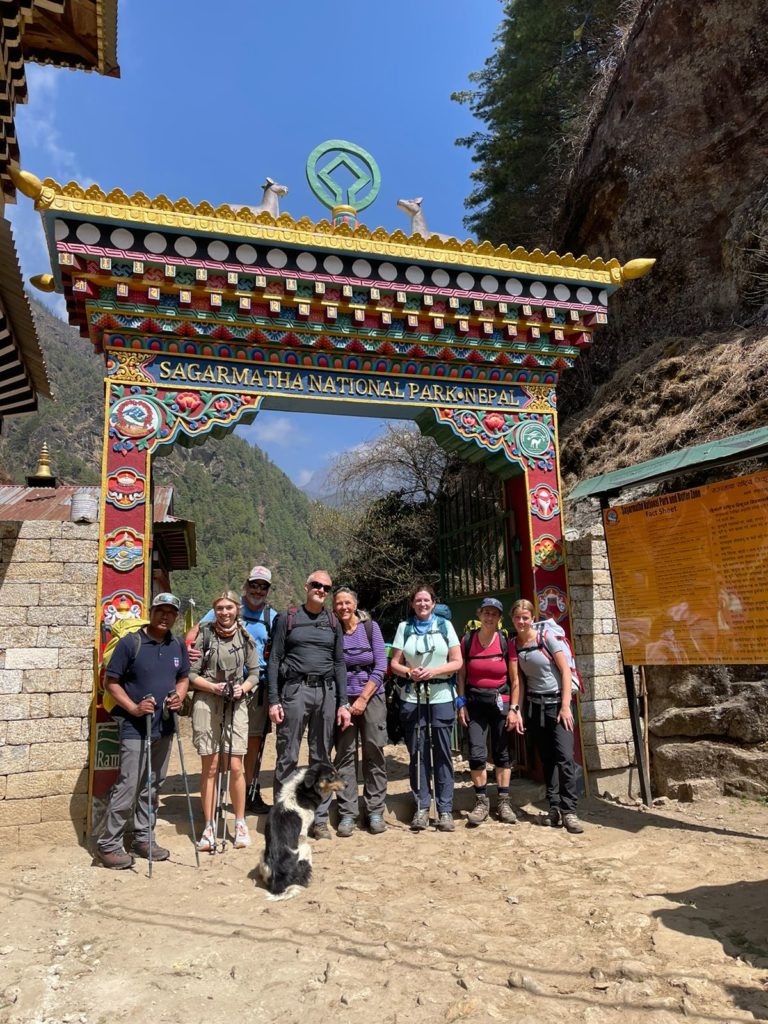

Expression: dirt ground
xmin=1 ymin=729 xmax=767 ymax=1024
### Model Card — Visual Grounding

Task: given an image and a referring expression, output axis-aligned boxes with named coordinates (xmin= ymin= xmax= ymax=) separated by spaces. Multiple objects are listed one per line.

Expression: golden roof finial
xmin=26 ymin=442 xmax=57 ymax=488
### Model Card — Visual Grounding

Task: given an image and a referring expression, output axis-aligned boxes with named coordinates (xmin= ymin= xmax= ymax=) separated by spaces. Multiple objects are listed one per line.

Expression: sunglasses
xmin=247 ymin=581 xmax=270 ymax=590
xmin=308 ymin=581 xmax=332 ymax=593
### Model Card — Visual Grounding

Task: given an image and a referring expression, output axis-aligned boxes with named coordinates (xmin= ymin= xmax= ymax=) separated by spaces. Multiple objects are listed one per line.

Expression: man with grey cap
xmin=97 ymin=593 xmax=190 ymax=869
xmin=190 ymin=564 xmax=277 ymax=814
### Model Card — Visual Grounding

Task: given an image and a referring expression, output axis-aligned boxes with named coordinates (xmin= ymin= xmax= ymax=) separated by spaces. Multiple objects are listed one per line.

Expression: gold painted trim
xmin=39 ymin=177 xmax=626 ymax=284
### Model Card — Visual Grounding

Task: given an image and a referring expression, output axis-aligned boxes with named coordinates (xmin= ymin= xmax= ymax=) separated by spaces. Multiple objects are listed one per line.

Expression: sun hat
xmin=248 ymin=565 xmax=272 ymax=583
xmin=479 ymin=597 xmax=504 ymax=613
xmin=151 ymin=592 xmax=181 ymax=610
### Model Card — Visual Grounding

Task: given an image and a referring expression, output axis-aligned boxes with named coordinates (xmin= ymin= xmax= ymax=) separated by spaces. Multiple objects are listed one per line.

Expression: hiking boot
xmin=197 ymin=824 xmax=215 ymax=852
xmin=97 ymin=848 xmax=134 ymax=870
xmin=436 ymin=812 xmax=455 ymax=832
xmin=234 ymin=822 xmax=251 ymax=849
xmin=131 ymin=840 xmax=170 ymax=861
xmin=310 ymin=822 xmax=332 ymax=840
xmin=337 ymin=816 xmax=356 ymax=838
xmin=562 ymin=813 xmax=584 ymax=835
xmin=246 ymin=789 xmax=271 ymax=815
xmin=368 ymin=814 xmax=386 ymax=835
xmin=497 ymin=798 xmax=518 ymax=825
xmin=540 ymin=806 xmax=562 ymax=828
xmin=410 ymin=808 xmax=430 ymax=831
xmin=467 ymin=794 xmax=490 ymax=827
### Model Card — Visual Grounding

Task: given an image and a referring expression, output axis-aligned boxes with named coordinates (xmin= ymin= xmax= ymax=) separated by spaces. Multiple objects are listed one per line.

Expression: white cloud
xmin=17 ymin=65 xmax=86 ymax=183
xmin=243 ymin=415 xmax=306 ymax=448
xmin=295 ymin=469 xmax=314 ymax=487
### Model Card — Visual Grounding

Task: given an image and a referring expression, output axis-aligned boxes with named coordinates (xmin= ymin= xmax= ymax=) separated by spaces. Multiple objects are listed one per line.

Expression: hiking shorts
xmin=247 ymin=683 xmax=269 ymax=737
xmin=192 ymin=691 xmax=248 ymax=757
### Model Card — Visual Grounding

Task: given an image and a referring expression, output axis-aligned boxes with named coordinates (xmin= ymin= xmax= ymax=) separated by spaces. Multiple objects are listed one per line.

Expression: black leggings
xmin=466 ymin=697 xmax=511 ymax=771
xmin=525 ymin=700 xmax=577 ymax=813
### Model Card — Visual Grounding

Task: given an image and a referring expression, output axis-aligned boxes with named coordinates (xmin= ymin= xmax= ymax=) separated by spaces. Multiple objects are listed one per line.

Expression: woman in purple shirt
xmin=332 ymin=586 xmax=389 ymax=836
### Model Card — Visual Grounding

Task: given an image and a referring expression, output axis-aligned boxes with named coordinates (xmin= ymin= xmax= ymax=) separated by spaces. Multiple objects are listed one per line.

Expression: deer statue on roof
xmin=232 ymin=178 xmax=289 ymax=218
xmin=397 ymin=197 xmax=451 ymax=242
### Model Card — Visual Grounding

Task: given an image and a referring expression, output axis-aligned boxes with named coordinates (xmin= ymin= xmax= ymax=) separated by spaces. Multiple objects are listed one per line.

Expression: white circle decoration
xmin=267 ymin=248 xmax=288 ymax=268
xmin=481 ymin=275 xmax=499 ymax=293
xmin=75 ymin=223 xmax=100 ymax=245
xmin=296 ymin=252 xmax=316 ymax=272
xmin=207 ymin=240 xmax=230 ymax=261
xmin=505 ymin=278 xmax=524 ymax=296
xmin=598 ymin=289 xmax=609 ymax=306
xmin=54 ymin=220 xmax=69 ymax=241
xmin=554 ymin=284 xmax=571 ymax=301
xmin=431 ymin=268 xmax=450 ymax=287
xmin=577 ymin=286 xmax=593 ymax=304
xmin=236 ymin=244 xmax=258 ymax=264
xmin=530 ymin=281 xmax=548 ymax=299
xmin=405 ymin=265 xmax=425 ymax=284
xmin=144 ymin=232 xmax=167 ymax=254
xmin=174 ymin=236 xmax=197 ymax=258
xmin=110 ymin=228 xmax=135 ymax=250
xmin=457 ymin=272 xmax=475 ymax=290
xmin=378 ymin=262 xmax=398 ymax=281
xmin=352 ymin=259 xmax=372 ymax=278
xmin=323 ymin=254 xmax=343 ymax=274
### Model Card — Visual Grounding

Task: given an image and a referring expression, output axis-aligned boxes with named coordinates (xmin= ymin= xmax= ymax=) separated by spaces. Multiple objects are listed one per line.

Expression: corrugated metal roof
xmin=569 ymin=425 xmax=768 ymax=502
xmin=0 ymin=483 xmax=180 ymax=523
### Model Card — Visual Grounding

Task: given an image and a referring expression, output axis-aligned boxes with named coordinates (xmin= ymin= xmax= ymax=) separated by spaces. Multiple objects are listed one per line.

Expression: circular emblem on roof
xmin=306 ymin=140 xmax=381 ymax=214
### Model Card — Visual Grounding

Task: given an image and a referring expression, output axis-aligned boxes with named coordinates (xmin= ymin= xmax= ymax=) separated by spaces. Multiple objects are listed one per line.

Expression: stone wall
xmin=0 ymin=520 xmax=97 ymax=844
xmin=566 ymin=525 xmax=639 ymax=799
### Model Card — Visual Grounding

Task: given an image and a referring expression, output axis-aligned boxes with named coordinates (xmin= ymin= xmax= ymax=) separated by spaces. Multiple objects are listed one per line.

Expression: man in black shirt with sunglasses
xmin=267 ymin=570 xmax=351 ymax=838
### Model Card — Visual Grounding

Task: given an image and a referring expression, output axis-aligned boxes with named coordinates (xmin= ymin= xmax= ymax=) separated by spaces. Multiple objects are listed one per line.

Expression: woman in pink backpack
xmin=510 ymin=599 xmax=584 ymax=834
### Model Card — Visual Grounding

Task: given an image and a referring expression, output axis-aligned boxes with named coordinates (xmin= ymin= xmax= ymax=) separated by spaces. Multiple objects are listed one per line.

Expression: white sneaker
xmin=234 ymin=821 xmax=251 ymax=849
xmin=197 ymin=824 xmax=215 ymax=852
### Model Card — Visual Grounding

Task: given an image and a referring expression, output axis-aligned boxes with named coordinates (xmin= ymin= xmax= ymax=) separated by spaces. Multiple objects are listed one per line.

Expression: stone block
xmin=17 ymin=521 xmax=62 ymax=539
xmin=591 ymin=600 xmax=617 ymax=618
xmin=28 ymin=740 xmax=89 ymax=771
xmin=590 ymin=675 xmax=627 ymax=701
xmin=574 ymin=634 xmax=621 ymax=656
xmin=612 ymin=699 xmax=630 ymax=719
xmin=22 ymin=668 xmax=87 ymax=693
xmin=0 ymin=625 xmax=43 ymax=648
xmin=49 ymin=540 xmax=99 ymax=562
xmin=7 ymin=717 xmax=84 ymax=744
xmin=677 ymin=778 xmax=721 ymax=802
xmin=579 ymin=719 xmax=605 ymax=745
xmin=60 ymin=521 xmax=99 ymax=540
xmin=580 ymin=652 xmax=622 ymax=677
xmin=0 ymin=522 xmax=20 ymax=539
xmin=0 ymin=582 xmax=40 ymax=606
xmin=0 ymin=607 xmax=32 ymax=625
xmin=604 ymin=718 xmax=635 ymax=743
xmin=29 ymin=694 xmax=50 ymax=718
xmin=580 ymin=699 xmax=614 ymax=722
xmin=602 ymin=619 xmax=617 ymax=633
xmin=0 ymin=824 xmax=20 ymax=845
xmin=4 ymin=561 xmax=65 ymax=583
xmin=6 ymin=767 xmax=88 ymax=799
xmin=567 ymin=570 xmax=595 ymax=587
xmin=40 ymin=625 xmax=95 ymax=649
xmin=0 ymin=797 xmax=42 ymax=827
xmin=57 ymin=647 xmax=95 ymax=669
xmin=27 ymin=605 xmax=89 ymax=626
xmin=49 ymin=692 xmax=92 ymax=718
xmin=3 ymin=538 xmax=52 ymax=562
xmin=80 ymin=718 xmax=90 ymax=740
xmin=0 ymin=721 xmax=6 ymax=743
xmin=0 ymin=670 xmax=22 ymax=694
xmin=568 ymin=585 xmax=594 ymax=604
xmin=44 ymin=584 xmax=94 ymax=606
xmin=588 ymin=766 xmax=641 ymax=801
xmin=67 ymin=562 xmax=98 ymax=583
xmin=0 ymin=694 xmax=29 ymax=720
xmin=585 ymin=742 xmax=631 ymax=771
xmin=0 ymin=744 xmax=26 ymax=776
xmin=596 ymin=585 xmax=617 ymax=602
xmin=5 ymin=648 xmax=58 ymax=670
xmin=25 ymin=817 xmax=86 ymax=846
xmin=0 ymin=776 xmax=5 ymax=799
xmin=41 ymin=793 xmax=89 ymax=822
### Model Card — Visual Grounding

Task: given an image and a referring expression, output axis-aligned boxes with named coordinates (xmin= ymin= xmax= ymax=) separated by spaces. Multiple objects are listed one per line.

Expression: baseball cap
xmin=480 ymin=597 xmax=504 ymax=613
xmin=248 ymin=565 xmax=272 ymax=584
xmin=151 ymin=592 xmax=181 ymax=611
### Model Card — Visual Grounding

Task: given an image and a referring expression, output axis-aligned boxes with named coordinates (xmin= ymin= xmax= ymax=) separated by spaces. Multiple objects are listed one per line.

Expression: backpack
xmin=519 ymin=619 xmax=584 ymax=695
xmin=286 ymin=606 xmax=338 ymax=633
xmin=101 ymin=617 xmax=148 ymax=713
xmin=243 ymin=603 xmax=278 ymax=663
xmin=402 ymin=613 xmax=450 ymax=645
xmin=462 ymin=628 xmax=509 ymax=664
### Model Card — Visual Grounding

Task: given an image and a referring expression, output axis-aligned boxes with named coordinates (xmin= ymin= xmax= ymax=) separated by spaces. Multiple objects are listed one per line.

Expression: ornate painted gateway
xmin=23 ymin=142 xmax=651 ymax=823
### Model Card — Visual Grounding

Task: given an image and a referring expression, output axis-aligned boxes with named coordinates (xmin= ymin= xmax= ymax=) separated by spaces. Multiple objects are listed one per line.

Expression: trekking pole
xmin=423 ymin=680 xmax=435 ymax=822
xmin=211 ymin=689 xmax=228 ymax=855
xmin=166 ymin=692 xmax=200 ymax=868
xmin=217 ymin=691 xmax=235 ymax=852
xmin=143 ymin=694 xmax=155 ymax=879
xmin=414 ymin=676 xmax=422 ymax=810
xmin=246 ymin=715 xmax=270 ymax=807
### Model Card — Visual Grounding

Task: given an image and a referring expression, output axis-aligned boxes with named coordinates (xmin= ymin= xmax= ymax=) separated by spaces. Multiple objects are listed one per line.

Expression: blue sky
xmin=10 ymin=1 xmax=503 ymax=487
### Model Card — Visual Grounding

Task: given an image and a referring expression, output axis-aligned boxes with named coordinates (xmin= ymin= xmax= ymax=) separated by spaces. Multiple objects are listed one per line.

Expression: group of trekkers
xmin=95 ymin=563 xmax=583 ymax=870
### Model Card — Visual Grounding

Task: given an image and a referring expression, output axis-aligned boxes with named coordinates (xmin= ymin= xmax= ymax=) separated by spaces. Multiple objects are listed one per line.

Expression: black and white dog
xmin=257 ymin=763 xmax=343 ymax=901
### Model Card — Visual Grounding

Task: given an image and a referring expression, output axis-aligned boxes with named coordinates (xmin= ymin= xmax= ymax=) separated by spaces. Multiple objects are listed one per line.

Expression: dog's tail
xmin=266 ymin=885 xmax=305 ymax=902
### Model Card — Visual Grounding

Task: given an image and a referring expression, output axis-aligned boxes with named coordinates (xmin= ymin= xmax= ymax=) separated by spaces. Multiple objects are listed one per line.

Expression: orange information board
xmin=603 ymin=470 xmax=768 ymax=665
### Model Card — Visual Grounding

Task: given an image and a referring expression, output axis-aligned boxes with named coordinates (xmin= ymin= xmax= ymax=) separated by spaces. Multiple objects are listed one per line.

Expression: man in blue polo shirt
xmin=97 ymin=593 xmax=190 ymax=870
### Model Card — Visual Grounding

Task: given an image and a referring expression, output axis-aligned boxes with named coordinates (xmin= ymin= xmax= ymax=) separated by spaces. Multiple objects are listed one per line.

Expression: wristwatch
xmin=339 ymin=702 xmax=351 ymax=711
xmin=510 ymin=703 xmax=520 ymax=713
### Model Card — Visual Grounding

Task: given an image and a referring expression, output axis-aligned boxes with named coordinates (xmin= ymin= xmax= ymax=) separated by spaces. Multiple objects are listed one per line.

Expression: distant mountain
xmin=0 ymin=299 xmax=341 ymax=608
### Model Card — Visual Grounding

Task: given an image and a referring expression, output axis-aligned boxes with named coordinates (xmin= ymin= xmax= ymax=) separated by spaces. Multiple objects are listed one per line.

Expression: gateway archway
xmin=23 ymin=148 xmax=651 ymax=824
